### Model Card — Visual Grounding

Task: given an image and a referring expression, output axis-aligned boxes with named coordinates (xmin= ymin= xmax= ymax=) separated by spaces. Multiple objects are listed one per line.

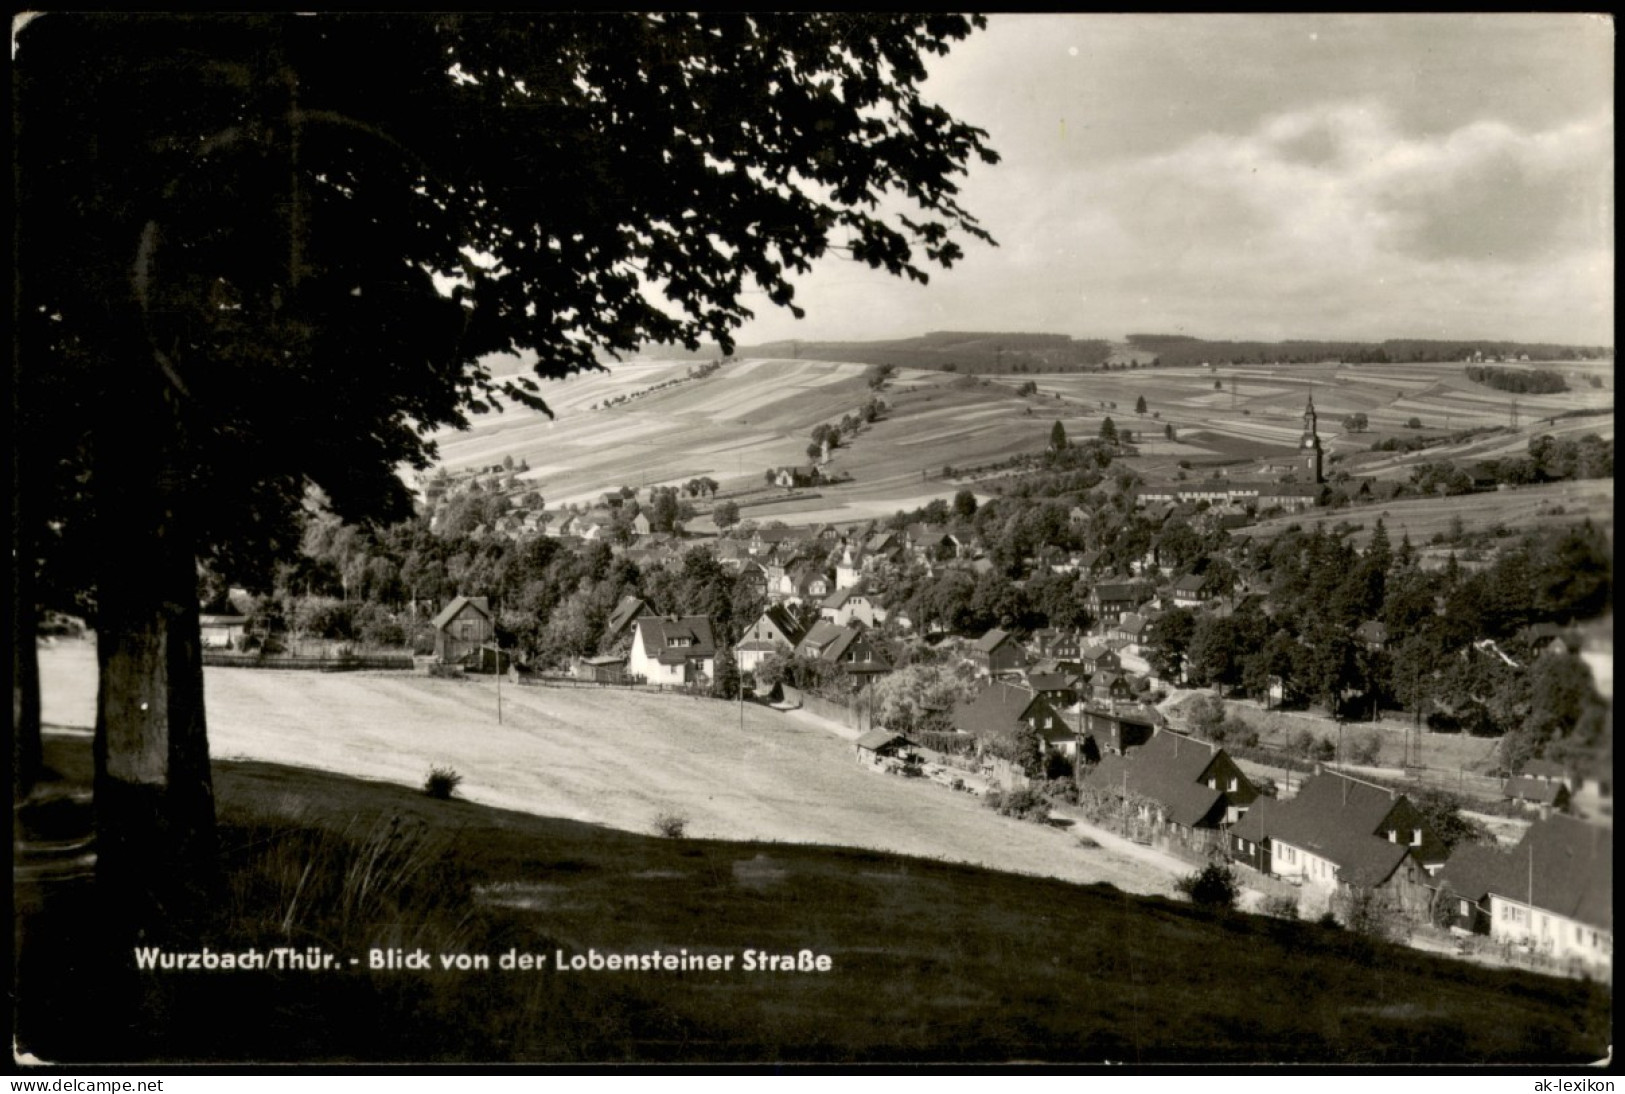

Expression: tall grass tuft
xmin=423 ymin=766 xmax=462 ymax=800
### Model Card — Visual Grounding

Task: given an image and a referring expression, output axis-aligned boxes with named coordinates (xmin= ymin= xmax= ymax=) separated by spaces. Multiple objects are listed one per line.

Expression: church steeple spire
xmin=1301 ymin=392 xmax=1323 ymax=484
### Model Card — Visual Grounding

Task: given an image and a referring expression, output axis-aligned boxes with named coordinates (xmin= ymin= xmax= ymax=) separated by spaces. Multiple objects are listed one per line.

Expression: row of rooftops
xmin=1434 ymin=813 xmax=1612 ymax=933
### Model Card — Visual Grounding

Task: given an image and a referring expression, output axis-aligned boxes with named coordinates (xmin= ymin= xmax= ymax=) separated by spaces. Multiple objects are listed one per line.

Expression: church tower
xmin=1301 ymin=393 xmax=1323 ymax=484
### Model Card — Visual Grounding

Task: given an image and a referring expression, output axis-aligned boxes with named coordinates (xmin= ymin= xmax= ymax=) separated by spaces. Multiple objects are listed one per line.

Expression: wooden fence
xmin=509 ymin=671 xmax=718 ymax=699
xmin=201 ymin=652 xmax=414 ymax=672
xmin=779 ymin=685 xmax=874 ymax=733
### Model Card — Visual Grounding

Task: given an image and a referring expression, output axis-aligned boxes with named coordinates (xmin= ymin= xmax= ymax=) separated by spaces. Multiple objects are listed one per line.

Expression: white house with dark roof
xmin=820 ymin=587 xmax=883 ymax=628
xmin=628 ymin=615 xmax=717 ymax=686
xmin=736 ymin=604 xmax=806 ymax=674
xmin=1485 ymin=814 xmax=1612 ymax=970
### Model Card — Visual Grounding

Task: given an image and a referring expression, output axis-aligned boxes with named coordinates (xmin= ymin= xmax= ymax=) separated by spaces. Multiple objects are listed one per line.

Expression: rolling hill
xmin=427 ymin=353 xmax=1612 ymax=530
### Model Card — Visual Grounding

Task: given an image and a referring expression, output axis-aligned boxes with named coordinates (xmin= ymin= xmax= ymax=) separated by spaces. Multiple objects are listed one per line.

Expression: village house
xmin=965 ymin=628 xmax=1028 ymax=678
xmin=603 ymin=595 xmax=647 ymax=649
xmin=1025 ymin=672 xmax=1079 ymax=709
xmin=1083 ymin=730 xmax=1257 ymax=853
xmin=1237 ymin=770 xmax=1447 ymax=921
xmin=820 ymin=587 xmax=884 ymax=628
xmin=573 ymin=654 xmax=629 ymax=682
xmin=1503 ymin=758 xmax=1573 ymax=814
xmin=778 ymin=565 xmax=835 ymax=605
xmin=1088 ymin=581 xmax=1152 ymax=624
xmin=751 ymin=525 xmax=806 ymax=556
xmin=430 ymin=595 xmax=495 ymax=665
xmin=905 ymin=523 xmax=958 ymax=564
xmin=736 ymin=560 xmax=770 ymax=601
xmin=1079 ymin=641 xmax=1121 ymax=678
xmin=736 ymin=604 xmax=806 ymax=675
xmin=855 ymin=729 xmax=916 ymax=770
xmin=1088 ymin=669 xmax=1137 ymax=704
xmin=771 ymin=466 xmax=822 ymax=490
xmin=1107 ymin=612 xmax=1151 ymax=647
xmin=793 ymin=620 xmax=892 ymax=681
xmin=627 ymin=615 xmax=717 ymax=686
xmin=1479 ymin=814 xmax=1612 ymax=973
xmin=951 ymin=681 xmax=1075 ymax=767
xmin=1080 ymin=704 xmax=1158 ymax=756
xmin=1028 ymin=628 xmax=1085 ymax=668
xmin=1170 ymin=572 xmax=1213 ymax=609
xmin=199 ymin=588 xmax=255 ymax=649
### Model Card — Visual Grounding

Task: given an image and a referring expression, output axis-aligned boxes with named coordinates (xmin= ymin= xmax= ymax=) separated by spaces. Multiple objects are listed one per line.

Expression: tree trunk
xmin=92 ymin=384 xmax=218 ymax=938
xmin=13 ymin=576 xmax=42 ymax=802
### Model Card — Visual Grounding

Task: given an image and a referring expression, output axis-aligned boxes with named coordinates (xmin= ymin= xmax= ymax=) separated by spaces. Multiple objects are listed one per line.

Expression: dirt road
xmin=38 ymin=640 xmax=1186 ymax=898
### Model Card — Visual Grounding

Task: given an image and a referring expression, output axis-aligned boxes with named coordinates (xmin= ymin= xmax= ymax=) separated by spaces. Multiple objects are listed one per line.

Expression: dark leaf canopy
xmin=16 ymin=12 xmax=997 ymax=554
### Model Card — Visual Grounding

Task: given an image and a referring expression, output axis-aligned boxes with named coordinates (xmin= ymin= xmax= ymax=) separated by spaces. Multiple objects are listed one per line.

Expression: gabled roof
xmin=856 ymin=729 xmax=911 ymax=752
xmin=822 ymin=587 xmax=864 ymax=610
xmin=1259 ymin=772 xmax=1417 ymax=888
xmin=635 ymin=615 xmax=717 ymax=665
xmin=1083 ymin=731 xmax=1229 ymax=828
xmin=1502 ymin=776 xmax=1569 ymax=806
xmin=1172 ymin=573 xmax=1208 ymax=593
xmin=1093 ymin=582 xmax=1149 ymax=601
xmin=1027 ymin=673 xmax=1076 ymax=694
xmin=1520 ymin=758 xmax=1569 ymax=781
xmin=200 ymin=587 xmax=256 ymax=620
xmin=951 ymin=682 xmax=1054 ymax=741
xmin=1491 ymin=814 xmax=1612 ymax=931
xmin=755 ymin=604 xmax=806 ymax=645
xmin=1432 ymin=841 xmax=1513 ymax=904
xmin=973 ymin=628 xmax=1017 ymax=653
xmin=1231 ymin=793 xmax=1282 ymax=845
xmin=431 ymin=595 xmax=491 ymax=630
xmin=796 ymin=620 xmax=850 ymax=657
xmin=605 ymin=595 xmax=647 ymax=638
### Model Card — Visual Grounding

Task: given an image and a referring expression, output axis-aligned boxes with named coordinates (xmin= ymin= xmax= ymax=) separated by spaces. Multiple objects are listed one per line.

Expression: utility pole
xmin=495 ymin=642 xmax=502 ymax=725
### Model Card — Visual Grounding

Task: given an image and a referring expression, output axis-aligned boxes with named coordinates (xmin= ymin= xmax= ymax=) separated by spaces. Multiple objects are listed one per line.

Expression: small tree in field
xmin=1049 ymin=420 xmax=1068 ymax=451
xmin=1176 ymin=863 xmax=1239 ymax=911
xmin=1099 ymin=417 xmax=1118 ymax=444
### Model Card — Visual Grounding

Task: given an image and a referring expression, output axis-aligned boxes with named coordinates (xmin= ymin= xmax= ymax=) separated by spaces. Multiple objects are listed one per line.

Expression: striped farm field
xmin=426 ymin=355 xmax=1611 ymax=527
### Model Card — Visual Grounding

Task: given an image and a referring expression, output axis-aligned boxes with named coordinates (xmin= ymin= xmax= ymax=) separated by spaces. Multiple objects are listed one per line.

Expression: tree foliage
xmin=15 ymin=13 xmax=999 ymax=923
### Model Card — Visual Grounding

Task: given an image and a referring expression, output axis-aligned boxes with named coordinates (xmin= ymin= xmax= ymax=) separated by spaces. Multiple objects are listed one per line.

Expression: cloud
xmin=1037 ymin=101 xmax=1614 ymax=340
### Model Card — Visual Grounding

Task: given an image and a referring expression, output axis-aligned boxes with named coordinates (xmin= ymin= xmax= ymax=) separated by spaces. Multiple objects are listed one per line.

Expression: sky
xmin=729 ymin=13 xmax=1615 ymax=348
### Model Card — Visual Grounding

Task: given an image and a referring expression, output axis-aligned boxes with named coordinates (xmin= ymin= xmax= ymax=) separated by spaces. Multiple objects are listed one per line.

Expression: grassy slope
xmin=16 ymin=735 xmax=1610 ymax=1065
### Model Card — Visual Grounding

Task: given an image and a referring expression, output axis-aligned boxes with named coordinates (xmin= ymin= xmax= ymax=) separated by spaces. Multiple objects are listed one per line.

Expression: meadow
xmin=16 ymin=730 xmax=1610 ymax=1064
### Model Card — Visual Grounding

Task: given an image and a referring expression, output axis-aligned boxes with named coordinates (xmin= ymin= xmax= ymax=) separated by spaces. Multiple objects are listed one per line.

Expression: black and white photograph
xmin=12 ymin=12 xmax=1613 ymax=1071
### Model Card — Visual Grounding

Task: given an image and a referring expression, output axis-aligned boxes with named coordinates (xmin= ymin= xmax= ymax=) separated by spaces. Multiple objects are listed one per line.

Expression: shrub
xmin=1175 ymin=863 xmax=1240 ymax=911
xmin=1333 ymin=888 xmax=1408 ymax=943
xmin=1040 ymin=777 xmax=1078 ymax=804
xmin=423 ymin=767 xmax=462 ymax=800
xmin=984 ymin=787 xmax=1049 ymax=823
xmin=652 ymin=812 xmax=688 ymax=839
xmin=1261 ymin=894 xmax=1300 ymax=921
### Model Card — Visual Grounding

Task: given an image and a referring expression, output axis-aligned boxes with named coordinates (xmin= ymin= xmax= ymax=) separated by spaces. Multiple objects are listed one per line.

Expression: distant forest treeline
xmin=638 ymin=332 xmax=1611 ymax=372
xmin=1120 ymin=335 xmax=1611 ymax=366
xmin=743 ymin=332 xmax=1114 ymax=374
